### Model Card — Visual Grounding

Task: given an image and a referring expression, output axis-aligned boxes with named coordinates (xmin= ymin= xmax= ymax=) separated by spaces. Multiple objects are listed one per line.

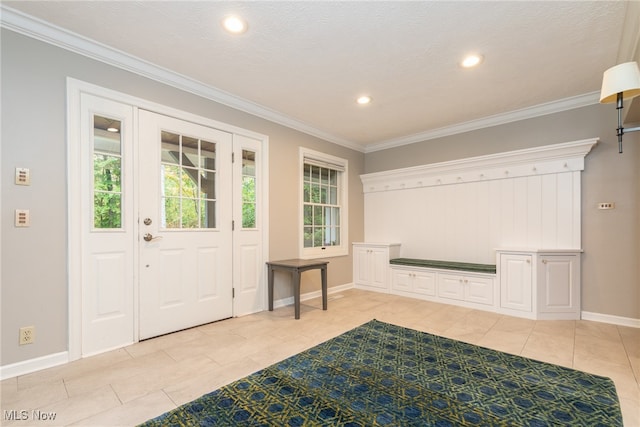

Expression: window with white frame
xmin=300 ymin=148 xmax=348 ymax=259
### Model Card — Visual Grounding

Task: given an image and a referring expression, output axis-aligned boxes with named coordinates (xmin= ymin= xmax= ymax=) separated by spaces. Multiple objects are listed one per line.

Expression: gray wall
xmin=1 ymin=30 xmax=365 ymax=366
xmin=366 ymin=105 xmax=640 ymax=320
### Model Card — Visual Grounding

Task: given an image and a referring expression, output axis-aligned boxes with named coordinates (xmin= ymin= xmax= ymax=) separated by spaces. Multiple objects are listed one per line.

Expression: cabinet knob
xmin=526 ymin=259 xmax=530 ymax=264
xmin=542 ymin=259 xmax=547 ymax=264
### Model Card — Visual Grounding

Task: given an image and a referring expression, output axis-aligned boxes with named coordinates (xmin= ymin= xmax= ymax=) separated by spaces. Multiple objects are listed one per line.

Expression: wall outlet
xmin=19 ymin=326 xmax=35 ymax=345
xmin=598 ymin=202 xmax=615 ymax=210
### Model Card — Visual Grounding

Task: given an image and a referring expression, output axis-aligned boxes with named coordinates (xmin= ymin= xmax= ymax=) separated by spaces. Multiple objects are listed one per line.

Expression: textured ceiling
xmin=2 ymin=1 xmax=632 ymax=151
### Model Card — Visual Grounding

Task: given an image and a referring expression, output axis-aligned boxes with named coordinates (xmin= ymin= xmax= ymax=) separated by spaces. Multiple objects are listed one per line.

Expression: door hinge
xmin=232 ymin=152 xmax=235 ymax=163
xmin=232 ymin=220 xmax=235 ymax=231
xmin=232 ymin=288 xmax=235 ymax=298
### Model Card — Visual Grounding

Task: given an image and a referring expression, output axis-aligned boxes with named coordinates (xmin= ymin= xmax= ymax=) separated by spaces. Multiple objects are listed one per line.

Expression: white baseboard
xmin=273 ymin=283 xmax=354 ymax=309
xmin=581 ymin=311 xmax=640 ymax=328
xmin=0 ymin=351 xmax=69 ymax=380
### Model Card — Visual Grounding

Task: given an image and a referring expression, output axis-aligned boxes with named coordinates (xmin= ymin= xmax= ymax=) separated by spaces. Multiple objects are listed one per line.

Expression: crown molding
xmin=364 ymin=92 xmax=600 ymax=153
xmin=2 ymin=5 xmax=600 ymax=155
xmin=0 ymin=5 xmax=365 ymax=153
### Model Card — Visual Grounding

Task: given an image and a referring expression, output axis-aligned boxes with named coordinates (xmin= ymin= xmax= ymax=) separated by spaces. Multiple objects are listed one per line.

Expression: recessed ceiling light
xmin=222 ymin=15 xmax=247 ymax=34
xmin=461 ymin=54 xmax=483 ymax=68
xmin=357 ymin=95 xmax=372 ymax=105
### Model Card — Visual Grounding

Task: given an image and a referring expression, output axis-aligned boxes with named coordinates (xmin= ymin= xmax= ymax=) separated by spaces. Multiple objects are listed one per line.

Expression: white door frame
xmin=67 ymin=78 xmax=269 ymax=361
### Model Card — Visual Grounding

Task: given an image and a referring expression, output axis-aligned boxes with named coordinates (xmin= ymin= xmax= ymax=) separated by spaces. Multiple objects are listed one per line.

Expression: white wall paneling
xmin=362 ymin=139 xmax=597 ymax=263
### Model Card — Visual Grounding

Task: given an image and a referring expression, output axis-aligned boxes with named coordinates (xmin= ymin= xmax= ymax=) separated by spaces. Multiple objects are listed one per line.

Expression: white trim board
xmin=581 ymin=311 xmax=640 ymax=328
xmin=0 ymin=352 xmax=69 ymax=381
xmin=272 ymin=283 xmax=354 ymax=310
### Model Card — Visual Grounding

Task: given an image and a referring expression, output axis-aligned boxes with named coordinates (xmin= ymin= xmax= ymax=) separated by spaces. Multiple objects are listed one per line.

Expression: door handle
xmin=143 ymin=233 xmax=163 ymax=242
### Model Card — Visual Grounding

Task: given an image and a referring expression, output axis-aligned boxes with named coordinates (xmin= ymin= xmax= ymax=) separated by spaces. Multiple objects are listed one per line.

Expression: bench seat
xmin=389 ymin=258 xmax=496 ymax=274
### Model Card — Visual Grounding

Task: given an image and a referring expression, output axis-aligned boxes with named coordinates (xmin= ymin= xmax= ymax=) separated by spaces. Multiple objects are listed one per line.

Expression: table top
xmin=267 ymin=258 xmax=329 ymax=268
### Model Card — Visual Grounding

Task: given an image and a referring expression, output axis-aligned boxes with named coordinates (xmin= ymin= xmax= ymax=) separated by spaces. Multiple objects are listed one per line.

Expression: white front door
xmin=138 ymin=110 xmax=233 ymax=339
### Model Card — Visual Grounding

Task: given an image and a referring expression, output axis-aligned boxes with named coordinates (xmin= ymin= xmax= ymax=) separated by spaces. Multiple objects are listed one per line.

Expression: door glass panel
xmin=93 ymin=115 xmax=123 ymax=229
xmin=242 ymin=150 xmax=256 ymax=228
xmin=160 ymin=131 xmax=217 ymax=229
xmin=161 ymin=131 xmax=180 ymax=165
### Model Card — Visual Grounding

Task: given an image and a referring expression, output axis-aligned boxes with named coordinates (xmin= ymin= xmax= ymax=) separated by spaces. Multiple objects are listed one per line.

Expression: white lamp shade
xmin=599 ymin=61 xmax=640 ymax=104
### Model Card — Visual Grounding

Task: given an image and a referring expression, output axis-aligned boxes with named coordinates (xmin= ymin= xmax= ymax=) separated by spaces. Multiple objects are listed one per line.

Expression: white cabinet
xmin=390 ymin=266 xmax=436 ymax=297
xmin=353 ymin=243 xmax=400 ymax=292
xmin=537 ymin=254 xmax=580 ymax=317
xmin=497 ymin=249 xmax=581 ymax=320
xmin=438 ymin=273 xmax=495 ymax=306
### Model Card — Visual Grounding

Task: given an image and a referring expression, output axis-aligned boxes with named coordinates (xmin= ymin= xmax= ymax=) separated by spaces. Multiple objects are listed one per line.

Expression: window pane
xmin=333 ymin=207 xmax=340 ymax=226
xmin=161 ymin=131 xmax=180 ymax=164
xmin=313 ymin=227 xmax=323 ymax=246
xmin=303 ymin=183 xmax=310 ymax=203
xmin=242 ymin=176 xmax=255 ymax=202
xmin=201 ymin=199 xmax=216 ymax=228
xmin=329 ymin=186 xmax=337 ymax=205
xmin=201 ymin=140 xmax=216 ymax=171
xmin=311 ymin=184 xmax=320 ymax=203
xmin=181 ymin=167 xmax=199 ymax=198
xmin=304 ymin=227 xmax=313 ymax=247
xmin=94 ymin=192 xmax=121 ymax=228
xmin=242 ymin=203 xmax=255 ymax=228
xmin=320 ymin=185 xmax=328 ymax=204
xmin=201 ymin=170 xmax=215 ymax=200
xmin=329 ymin=169 xmax=337 ymax=185
xmin=181 ymin=198 xmax=199 ymax=228
xmin=304 ymin=205 xmax=313 ymax=225
xmin=320 ymin=168 xmax=329 ymax=185
xmin=162 ymin=197 xmax=180 ymax=228
xmin=182 ymin=136 xmax=199 ymax=168
xmin=94 ymin=154 xmax=121 ymax=192
xmin=94 ymin=129 xmax=121 ymax=155
xmin=161 ymin=165 xmax=180 ymax=197
xmin=242 ymin=150 xmax=256 ymax=175
xmin=311 ymin=166 xmax=320 ymax=183
xmin=314 ymin=206 xmax=323 ymax=225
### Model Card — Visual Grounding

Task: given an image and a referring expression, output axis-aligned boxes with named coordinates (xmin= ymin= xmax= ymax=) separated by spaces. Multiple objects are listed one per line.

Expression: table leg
xmin=321 ymin=265 xmax=328 ymax=310
xmin=268 ymin=266 xmax=274 ymax=311
xmin=293 ymin=270 xmax=301 ymax=319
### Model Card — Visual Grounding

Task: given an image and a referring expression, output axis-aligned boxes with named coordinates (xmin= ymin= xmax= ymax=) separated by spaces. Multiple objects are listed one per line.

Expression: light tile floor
xmin=2 ymin=289 xmax=639 ymax=426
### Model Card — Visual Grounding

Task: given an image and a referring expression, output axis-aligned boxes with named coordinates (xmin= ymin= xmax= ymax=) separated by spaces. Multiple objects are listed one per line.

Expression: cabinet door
xmin=438 ymin=274 xmax=465 ymax=301
xmin=538 ymin=255 xmax=577 ymax=313
xmin=465 ymin=276 xmax=494 ymax=306
xmin=500 ymin=254 xmax=532 ymax=312
xmin=413 ymin=271 xmax=436 ymax=296
xmin=353 ymin=246 xmax=371 ymax=285
xmin=391 ymin=268 xmax=412 ymax=292
xmin=370 ymin=248 xmax=389 ymax=288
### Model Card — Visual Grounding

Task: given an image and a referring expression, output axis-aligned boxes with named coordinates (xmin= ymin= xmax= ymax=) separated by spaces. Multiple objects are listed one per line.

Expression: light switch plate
xmin=15 ymin=168 xmax=30 ymax=186
xmin=15 ymin=210 xmax=30 ymax=227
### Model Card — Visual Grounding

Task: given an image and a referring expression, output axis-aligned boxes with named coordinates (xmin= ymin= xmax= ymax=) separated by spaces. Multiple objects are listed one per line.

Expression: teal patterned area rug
xmin=140 ymin=319 xmax=622 ymax=426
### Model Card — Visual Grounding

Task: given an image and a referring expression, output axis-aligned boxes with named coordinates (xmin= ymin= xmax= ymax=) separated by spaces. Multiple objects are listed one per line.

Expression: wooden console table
xmin=266 ymin=259 xmax=328 ymax=319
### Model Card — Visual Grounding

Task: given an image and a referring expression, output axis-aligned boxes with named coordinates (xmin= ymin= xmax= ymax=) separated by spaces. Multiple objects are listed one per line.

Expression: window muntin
xmin=93 ymin=115 xmax=123 ymax=229
xmin=160 ymin=130 xmax=217 ymax=229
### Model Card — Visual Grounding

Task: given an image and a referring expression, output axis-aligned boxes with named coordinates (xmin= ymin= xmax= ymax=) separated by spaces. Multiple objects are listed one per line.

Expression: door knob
xmin=143 ymin=233 xmax=162 ymax=242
